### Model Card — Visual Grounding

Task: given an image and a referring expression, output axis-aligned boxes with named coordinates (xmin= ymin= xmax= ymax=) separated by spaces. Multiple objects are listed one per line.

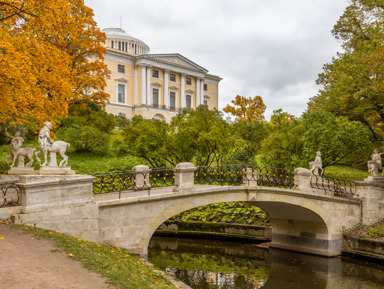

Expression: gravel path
xmin=0 ymin=224 xmax=115 ymax=289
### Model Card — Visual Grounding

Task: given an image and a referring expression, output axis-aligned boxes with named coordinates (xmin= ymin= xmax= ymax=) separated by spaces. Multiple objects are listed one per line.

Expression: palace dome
xmin=103 ymin=28 xmax=150 ymax=55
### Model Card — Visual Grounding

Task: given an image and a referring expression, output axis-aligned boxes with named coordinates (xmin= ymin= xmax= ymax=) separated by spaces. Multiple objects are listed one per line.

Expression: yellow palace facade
xmin=102 ymin=28 xmax=222 ymax=122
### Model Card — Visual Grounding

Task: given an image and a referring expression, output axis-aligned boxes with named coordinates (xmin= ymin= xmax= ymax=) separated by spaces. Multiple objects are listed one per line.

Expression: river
xmin=148 ymin=236 xmax=384 ymax=289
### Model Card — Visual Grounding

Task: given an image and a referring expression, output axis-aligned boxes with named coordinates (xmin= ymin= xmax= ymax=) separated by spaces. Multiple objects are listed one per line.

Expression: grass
xmin=11 ymin=224 xmax=176 ymax=289
xmin=324 ymin=164 xmax=370 ymax=182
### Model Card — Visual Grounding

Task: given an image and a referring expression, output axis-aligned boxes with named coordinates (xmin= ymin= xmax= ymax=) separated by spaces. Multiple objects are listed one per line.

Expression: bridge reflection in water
xmin=148 ymin=236 xmax=384 ymax=289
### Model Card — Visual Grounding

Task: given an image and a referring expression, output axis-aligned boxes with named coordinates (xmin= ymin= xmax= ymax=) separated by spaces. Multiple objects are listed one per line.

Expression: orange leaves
xmin=223 ymin=95 xmax=266 ymax=123
xmin=0 ymin=0 xmax=110 ymax=127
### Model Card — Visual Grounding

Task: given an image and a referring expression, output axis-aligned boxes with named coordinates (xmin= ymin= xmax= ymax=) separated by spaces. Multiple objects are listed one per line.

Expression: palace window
xmin=152 ymin=69 xmax=159 ymax=78
xmin=170 ymin=92 xmax=176 ymax=110
xmin=204 ymin=84 xmax=208 ymax=91
xmin=186 ymin=95 xmax=192 ymax=109
xmin=118 ymin=64 xmax=125 ymax=73
xmin=204 ymin=100 xmax=208 ymax=106
xmin=118 ymin=84 xmax=125 ymax=103
xmin=186 ymin=77 xmax=192 ymax=85
xmin=170 ymin=73 xmax=176 ymax=82
xmin=111 ymin=41 xmax=114 ymax=48
xmin=153 ymin=88 xmax=159 ymax=108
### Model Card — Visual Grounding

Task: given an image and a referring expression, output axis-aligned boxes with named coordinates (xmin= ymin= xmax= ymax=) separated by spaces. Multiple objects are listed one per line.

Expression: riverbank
xmin=155 ymin=221 xmax=271 ymax=243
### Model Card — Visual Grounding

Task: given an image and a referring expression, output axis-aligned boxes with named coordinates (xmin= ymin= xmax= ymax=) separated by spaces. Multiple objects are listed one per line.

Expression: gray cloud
xmin=85 ymin=0 xmax=349 ymax=119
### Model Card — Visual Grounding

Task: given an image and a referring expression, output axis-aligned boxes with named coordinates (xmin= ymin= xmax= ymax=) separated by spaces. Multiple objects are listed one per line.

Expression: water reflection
xmin=148 ymin=236 xmax=384 ymax=289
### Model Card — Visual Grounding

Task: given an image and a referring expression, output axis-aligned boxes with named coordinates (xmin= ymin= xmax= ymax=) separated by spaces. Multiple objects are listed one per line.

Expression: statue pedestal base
xmin=7 ymin=167 xmax=35 ymax=175
xmin=364 ymin=176 xmax=384 ymax=183
xmin=36 ymin=166 xmax=75 ymax=175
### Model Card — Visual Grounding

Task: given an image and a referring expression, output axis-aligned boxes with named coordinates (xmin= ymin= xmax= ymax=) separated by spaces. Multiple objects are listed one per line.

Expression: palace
xmin=102 ymin=28 xmax=222 ymax=122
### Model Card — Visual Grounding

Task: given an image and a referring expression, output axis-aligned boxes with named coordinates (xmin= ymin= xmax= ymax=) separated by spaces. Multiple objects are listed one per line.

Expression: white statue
xmin=35 ymin=122 xmax=70 ymax=167
xmin=309 ymin=151 xmax=323 ymax=176
xmin=367 ymin=149 xmax=384 ymax=177
xmin=4 ymin=129 xmax=35 ymax=168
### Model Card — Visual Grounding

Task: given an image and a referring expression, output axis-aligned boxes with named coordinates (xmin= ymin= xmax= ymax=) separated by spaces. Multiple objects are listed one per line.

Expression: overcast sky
xmin=85 ymin=0 xmax=349 ymax=120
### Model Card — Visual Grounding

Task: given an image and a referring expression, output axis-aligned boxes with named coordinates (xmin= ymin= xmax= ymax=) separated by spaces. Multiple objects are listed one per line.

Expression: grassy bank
xmin=11 ymin=224 xmax=176 ymax=289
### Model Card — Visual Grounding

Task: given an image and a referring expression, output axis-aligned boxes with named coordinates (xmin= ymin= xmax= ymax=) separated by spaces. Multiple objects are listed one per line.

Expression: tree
xmin=227 ymin=121 xmax=269 ymax=164
xmin=120 ymin=106 xmax=235 ymax=167
xmin=261 ymin=110 xmax=372 ymax=170
xmin=299 ymin=111 xmax=372 ymax=168
xmin=308 ymin=0 xmax=384 ymax=140
xmin=223 ymin=95 xmax=266 ymax=123
xmin=0 ymin=0 xmax=109 ymax=127
xmin=261 ymin=109 xmax=303 ymax=169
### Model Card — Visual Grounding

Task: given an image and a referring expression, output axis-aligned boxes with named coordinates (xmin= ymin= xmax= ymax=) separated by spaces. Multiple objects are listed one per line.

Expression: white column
xmin=146 ymin=66 xmax=151 ymax=106
xmin=180 ymin=73 xmax=185 ymax=108
xmin=200 ymin=79 xmax=205 ymax=105
xmin=164 ymin=69 xmax=169 ymax=108
xmin=196 ymin=78 xmax=201 ymax=107
xmin=141 ymin=66 xmax=146 ymax=105
xmin=134 ymin=66 xmax=138 ymax=106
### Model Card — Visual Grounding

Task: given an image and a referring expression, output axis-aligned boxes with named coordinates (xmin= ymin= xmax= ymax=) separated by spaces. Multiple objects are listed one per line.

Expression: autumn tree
xmin=308 ymin=0 xmax=384 ymax=140
xmin=223 ymin=95 xmax=266 ymax=123
xmin=0 ymin=0 xmax=109 ymax=128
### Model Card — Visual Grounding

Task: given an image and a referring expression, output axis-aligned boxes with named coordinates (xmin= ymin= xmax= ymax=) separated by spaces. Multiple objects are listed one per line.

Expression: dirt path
xmin=0 ymin=224 xmax=115 ymax=289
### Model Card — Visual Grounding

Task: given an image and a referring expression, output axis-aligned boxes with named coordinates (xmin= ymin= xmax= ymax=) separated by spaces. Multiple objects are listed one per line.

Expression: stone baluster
xmin=242 ymin=168 xmax=258 ymax=188
xmin=173 ymin=162 xmax=197 ymax=193
xmin=132 ymin=165 xmax=151 ymax=190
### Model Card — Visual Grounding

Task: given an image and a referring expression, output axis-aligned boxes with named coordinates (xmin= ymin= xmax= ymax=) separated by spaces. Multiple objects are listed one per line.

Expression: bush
xmin=57 ymin=125 xmax=110 ymax=154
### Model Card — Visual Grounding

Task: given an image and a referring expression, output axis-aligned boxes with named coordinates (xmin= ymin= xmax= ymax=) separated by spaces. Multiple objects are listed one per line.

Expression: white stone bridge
xmin=4 ymin=163 xmax=384 ymax=258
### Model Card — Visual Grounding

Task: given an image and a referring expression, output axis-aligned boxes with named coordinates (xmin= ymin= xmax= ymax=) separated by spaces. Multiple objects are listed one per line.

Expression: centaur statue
xmin=35 ymin=122 xmax=70 ymax=167
xmin=367 ymin=149 xmax=384 ymax=177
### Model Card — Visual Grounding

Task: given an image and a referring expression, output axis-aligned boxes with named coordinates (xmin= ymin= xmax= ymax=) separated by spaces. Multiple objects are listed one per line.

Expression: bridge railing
xmin=0 ymin=184 xmax=20 ymax=208
xmin=194 ymin=165 xmax=295 ymax=188
xmin=309 ymin=174 xmax=357 ymax=198
xmin=92 ymin=167 xmax=175 ymax=196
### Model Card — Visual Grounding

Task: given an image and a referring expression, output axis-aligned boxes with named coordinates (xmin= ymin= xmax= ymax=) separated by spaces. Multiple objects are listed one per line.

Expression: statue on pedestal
xmin=35 ymin=122 xmax=70 ymax=167
xmin=367 ymin=149 xmax=384 ymax=177
xmin=5 ymin=129 xmax=35 ymax=168
xmin=309 ymin=151 xmax=323 ymax=176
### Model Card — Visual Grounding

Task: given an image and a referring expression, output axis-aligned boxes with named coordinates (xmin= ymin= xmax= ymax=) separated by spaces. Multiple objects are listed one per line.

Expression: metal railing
xmin=195 ymin=165 xmax=294 ymax=188
xmin=0 ymin=184 xmax=20 ymax=208
xmin=92 ymin=167 xmax=175 ymax=196
xmin=309 ymin=174 xmax=357 ymax=198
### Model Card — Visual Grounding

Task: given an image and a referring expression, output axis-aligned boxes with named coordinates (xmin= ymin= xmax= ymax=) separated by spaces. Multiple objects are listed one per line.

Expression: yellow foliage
xmin=223 ymin=95 xmax=266 ymax=123
xmin=0 ymin=0 xmax=110 ymax=127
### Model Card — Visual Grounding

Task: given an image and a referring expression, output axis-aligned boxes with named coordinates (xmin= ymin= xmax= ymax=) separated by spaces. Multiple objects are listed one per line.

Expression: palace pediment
xmin=140 ymin=53 xmax=208 ymax=73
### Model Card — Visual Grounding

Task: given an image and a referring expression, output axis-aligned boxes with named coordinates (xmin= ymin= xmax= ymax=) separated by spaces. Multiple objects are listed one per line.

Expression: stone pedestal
xmin=36 ymin=166 xmax=75 ymax=175
xmin=294 ymin=168 xmax=322 ymax=195
xmin=7 ymin=167 xmax=35 ymax=175
xmin=173 ymin=162 xmax=197 ymax=193
xmin=132 ymin=165 xmax=151 ymax=190
xmin=356 ymin=178 xmax=384 ymax=225
xmin=242 ymin=168 xmax=258 ymax=188
xmin=13 ymin=174 xmax=100 ymax=242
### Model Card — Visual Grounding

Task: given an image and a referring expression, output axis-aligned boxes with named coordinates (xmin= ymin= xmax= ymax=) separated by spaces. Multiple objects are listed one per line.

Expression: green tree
xmin=299 ymin=111 xmax=372 ymax=168
xmin=308 ymin=0 xmax=384 ymax=140
xmin=227 ymin=121 xmax=269 ymax=164
xmin=120 ymin=106 xmax=234 ymax=167
xmin=261 ymin=109 xmax=303 ymax=169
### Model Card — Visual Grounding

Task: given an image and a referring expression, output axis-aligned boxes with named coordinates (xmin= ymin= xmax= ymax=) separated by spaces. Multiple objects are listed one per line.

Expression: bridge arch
xmin=102 ymin=186 xmax=360 ymax=257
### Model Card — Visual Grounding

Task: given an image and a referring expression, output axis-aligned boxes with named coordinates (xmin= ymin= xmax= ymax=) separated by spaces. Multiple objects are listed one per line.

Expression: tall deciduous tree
xmin=0 ymin=0 xmax=109 ymax=127
xmin=223 ymin=95 xmax=266 ymax=123
xmin=308 ymin=0 xmax=384 ymax=140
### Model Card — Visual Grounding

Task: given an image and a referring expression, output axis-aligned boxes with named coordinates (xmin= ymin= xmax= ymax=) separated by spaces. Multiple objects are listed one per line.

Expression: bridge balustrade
xmin=309 ymin=174 xmax=357 ymax=199
xmin=91 ymin=163 xmax=358 ymax=199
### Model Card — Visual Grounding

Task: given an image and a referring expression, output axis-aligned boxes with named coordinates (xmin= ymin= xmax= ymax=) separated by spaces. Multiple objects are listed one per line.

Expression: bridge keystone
xmin=173 ymin=162 xmax=197 ymax=193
